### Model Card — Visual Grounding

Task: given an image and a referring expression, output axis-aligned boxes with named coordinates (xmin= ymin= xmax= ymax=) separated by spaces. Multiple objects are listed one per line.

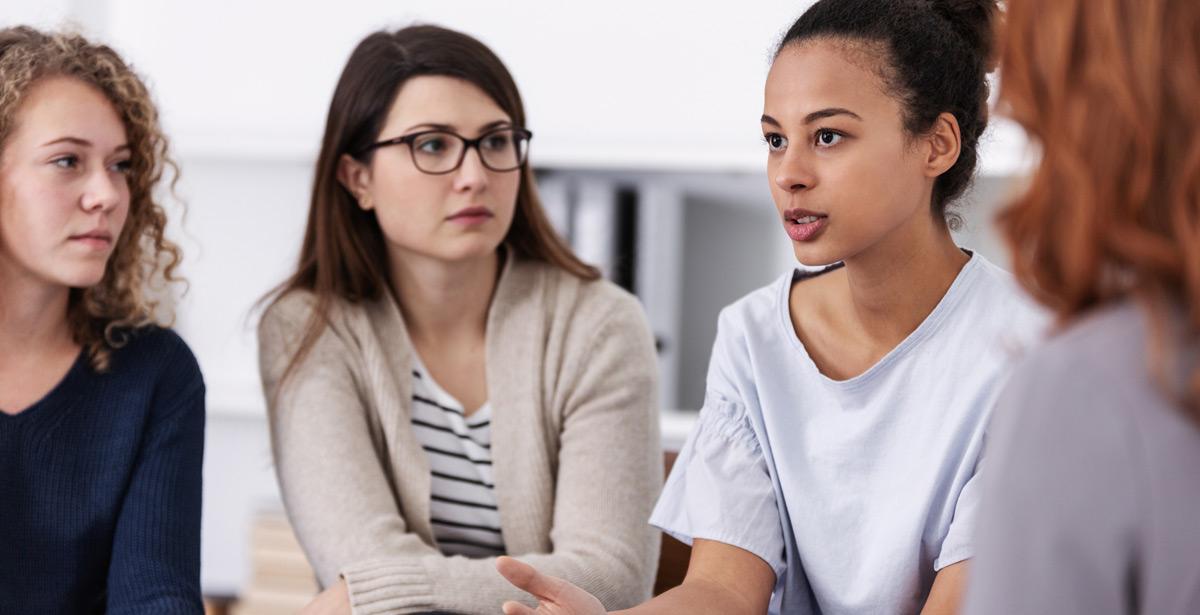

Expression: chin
xmin=790 ymin=242 xmax=844 ymax=269
xmin=59 ymin=266 xmax=109 ymax=289
xmin=436 ymin=238 xmax=504 ymax=263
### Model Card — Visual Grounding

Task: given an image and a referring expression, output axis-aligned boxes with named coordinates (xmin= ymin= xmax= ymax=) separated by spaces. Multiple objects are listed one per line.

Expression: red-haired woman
xmin=965 ymin=0 xmax=1200 ymax=613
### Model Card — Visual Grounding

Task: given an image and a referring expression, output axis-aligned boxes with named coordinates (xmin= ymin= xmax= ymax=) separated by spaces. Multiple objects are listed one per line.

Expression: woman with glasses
xmin=257 ymin=25 xmax=662 ymax=614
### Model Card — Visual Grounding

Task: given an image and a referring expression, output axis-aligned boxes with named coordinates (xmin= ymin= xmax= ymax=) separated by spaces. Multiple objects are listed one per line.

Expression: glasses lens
xmin=410 ymin=132 xmax=465 ymax=173
xmin=479 ymin=129 xmax=529 ymax=172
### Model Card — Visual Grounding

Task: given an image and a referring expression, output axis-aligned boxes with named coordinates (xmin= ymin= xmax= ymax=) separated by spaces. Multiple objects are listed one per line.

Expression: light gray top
xmin=965 ymin=301 xmax=1200 ymax=615
xmin=258 ymin=253 xmax=662 ymax=614
xmin=650 ymin=254 xmax=1047 ymax=614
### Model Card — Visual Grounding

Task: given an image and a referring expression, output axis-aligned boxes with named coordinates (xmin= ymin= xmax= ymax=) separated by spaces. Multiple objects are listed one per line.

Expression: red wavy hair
xmin=997 ymin=0 xmax=1200 ymax=410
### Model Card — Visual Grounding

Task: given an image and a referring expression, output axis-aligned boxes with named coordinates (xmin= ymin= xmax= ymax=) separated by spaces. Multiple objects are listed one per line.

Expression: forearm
xmin=921 ymin=560 xmax=968 ymax=615
xmin=355 ymin=543 xmax=651 ymax=613
xmin=614 ymin=577 xmax=762 ymax=615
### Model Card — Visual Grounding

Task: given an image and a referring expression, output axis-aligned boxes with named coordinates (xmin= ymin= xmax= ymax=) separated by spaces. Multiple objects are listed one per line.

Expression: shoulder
xmin=965 ymin=255 xmax=1048 ymax=325
xmin=260 ymin=288 xmax=327 ymax=333
xmin=512 ymin=257 xmax=649 ymax=332
xmin=109 ymin=325 xmax=205 ymax=403
xmin=950 ymin=255 xmax=1052 ymax=358
xmin=984 ymin=305 xmax=1153 ymax=519
xmin=258 ymin=288 xmax=368 ymax=346
xmin=112 ymin=327 xmax=199 ymax=374
xmin=715 ymin=270 xmax=794 ymax=347
xmin=988 ymin=303 xmax=1158 ymax=479
xmin=1008 ymin=302 xmax=1150 ymax=400
xmin=700 ymin=271 xmax=795 ymax=395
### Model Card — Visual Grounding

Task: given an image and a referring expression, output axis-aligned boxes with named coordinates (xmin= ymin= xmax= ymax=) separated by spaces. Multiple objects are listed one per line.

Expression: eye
xmin=763 ymin=133 xmax=788 ymax=152
xmin=414 ymin=135 xmax=449 ymax=154
xmin=481 ymin=132 xmax=512 ymax=151
xmin=52 ymin=155 xmax=79 ymax=170
xmin=110 ymin=159 xmax=133 ymax=174
xmin=814 ymin=129 xmax=844 ymax=148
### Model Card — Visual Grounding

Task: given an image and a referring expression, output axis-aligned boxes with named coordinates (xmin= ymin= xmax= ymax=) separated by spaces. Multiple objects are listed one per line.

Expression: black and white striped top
xmin=410 ymin=356 xmax=506 ymax=558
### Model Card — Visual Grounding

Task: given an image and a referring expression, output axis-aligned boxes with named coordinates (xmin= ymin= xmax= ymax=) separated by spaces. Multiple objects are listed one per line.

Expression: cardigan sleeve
xmin=258 ymin=294 xmax=442 ymax=613
xmin=333 ymin=290 xmax=663 ymax=614
xmin=105 ymin=335 xmax=206 ymax=614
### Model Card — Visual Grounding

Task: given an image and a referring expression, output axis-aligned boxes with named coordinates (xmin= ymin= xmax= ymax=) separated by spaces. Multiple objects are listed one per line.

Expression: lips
xmin=67 ymin=228 xmax=114 ymax=250
xmin=447 ymin=206 xmax=494 ymax=221
xmin=782 ymin=208 xmax=828 ymax=242
xmin=69 ymin=229 xmax=113 ymax=242
xmin=782 ymin=208 xmax=826 ymax=224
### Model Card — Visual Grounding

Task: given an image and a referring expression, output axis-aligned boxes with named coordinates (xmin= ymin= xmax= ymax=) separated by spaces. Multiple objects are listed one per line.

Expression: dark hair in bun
xmin=777 ymin=0 xmax=1000 ymax=227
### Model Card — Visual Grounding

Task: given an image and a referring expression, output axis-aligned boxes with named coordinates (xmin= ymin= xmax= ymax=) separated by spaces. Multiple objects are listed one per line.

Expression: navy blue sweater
xmin=0 ymin=327 xmax=205 ymax=614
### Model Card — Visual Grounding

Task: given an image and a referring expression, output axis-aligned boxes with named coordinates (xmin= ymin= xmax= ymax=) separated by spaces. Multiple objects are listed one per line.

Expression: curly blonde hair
xmin=0 ymin=26 xmax=183 ymax=372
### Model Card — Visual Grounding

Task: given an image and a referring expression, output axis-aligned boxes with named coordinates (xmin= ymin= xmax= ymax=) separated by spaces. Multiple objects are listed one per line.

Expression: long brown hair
xmin=997 ymin=0 xmax=1200 ymax=411
xmin=0 ymin=27 xmax=183 ymax=372
xmin=266 ymin=24 xmax=597 ymax=383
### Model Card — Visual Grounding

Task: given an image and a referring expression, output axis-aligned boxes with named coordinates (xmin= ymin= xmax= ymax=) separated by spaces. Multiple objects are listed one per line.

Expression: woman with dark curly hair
xmin=0 ymin=27 xmax=204 ymax=613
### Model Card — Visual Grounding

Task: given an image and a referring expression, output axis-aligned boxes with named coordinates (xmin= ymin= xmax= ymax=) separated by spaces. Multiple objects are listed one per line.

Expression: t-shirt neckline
xmin=777 ymin=251 xmax=982 ymax=392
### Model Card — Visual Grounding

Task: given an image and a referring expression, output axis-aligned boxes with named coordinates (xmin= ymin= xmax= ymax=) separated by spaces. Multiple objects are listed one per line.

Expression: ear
xmin=337 ymin=153 xmax=374 ymax=210
xmin=923 ymin=112 xmax=962 ymax=179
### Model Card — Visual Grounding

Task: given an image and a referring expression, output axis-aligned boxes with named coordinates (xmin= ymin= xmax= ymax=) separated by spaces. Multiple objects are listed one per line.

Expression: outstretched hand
xmin=495 ymin=556 xmax=608 ymax=615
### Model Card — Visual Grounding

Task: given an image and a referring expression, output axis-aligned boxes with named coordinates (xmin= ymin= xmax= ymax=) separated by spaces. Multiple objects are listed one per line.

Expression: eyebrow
xmin=761 ymin=108 xmax=863 ymax=127
xmin=40 ymin=136 xmax=131 ymax=152
xmin=402 ymin=120 xmax=513 ymax=134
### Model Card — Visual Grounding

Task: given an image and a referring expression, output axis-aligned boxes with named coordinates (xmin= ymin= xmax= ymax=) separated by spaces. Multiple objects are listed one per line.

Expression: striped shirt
xmin=410 ymin=356 xmax=506 ymax=558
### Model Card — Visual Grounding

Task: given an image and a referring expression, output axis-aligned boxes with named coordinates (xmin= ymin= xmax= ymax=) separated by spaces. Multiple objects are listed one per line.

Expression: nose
xmin=81 ymin=168 xmax=126 ymax=213
xmin=452 ymin=146 xmax=490 ymax=193
xmin=773 ymin=148 xmax=816 ymax=193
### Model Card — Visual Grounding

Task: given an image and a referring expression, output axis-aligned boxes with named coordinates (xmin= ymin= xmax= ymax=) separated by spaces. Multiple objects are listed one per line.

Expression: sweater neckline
xmin=0 ymin=349 xmax=89 ymax=422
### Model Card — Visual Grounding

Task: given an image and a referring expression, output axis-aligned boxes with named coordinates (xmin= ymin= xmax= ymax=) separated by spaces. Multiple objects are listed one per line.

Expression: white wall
xmin=0 ymin=0 xmax=72 ymax=29
xmin=101 ymin=0 xmax=816 ymax=170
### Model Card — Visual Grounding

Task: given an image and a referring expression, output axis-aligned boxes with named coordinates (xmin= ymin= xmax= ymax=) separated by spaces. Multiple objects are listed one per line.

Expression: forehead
xmin=382 ymin=75 xmax=511 ymax=133
xmin=9 ymin=76 xmax=126 ymax=146
xmin=764 ymin=39 xmax=901 ymax=125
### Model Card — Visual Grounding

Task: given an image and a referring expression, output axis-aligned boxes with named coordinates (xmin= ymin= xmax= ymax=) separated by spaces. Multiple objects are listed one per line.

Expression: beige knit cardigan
xmin=258 ymin=255 xmax=663 ymax=614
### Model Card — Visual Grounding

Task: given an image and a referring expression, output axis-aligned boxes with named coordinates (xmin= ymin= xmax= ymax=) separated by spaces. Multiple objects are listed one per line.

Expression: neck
xmin=387 ymin=248 xmax=501 ymax=344
xmin=838 ymin=212 xmax=969 ymax=346
xmin=0 ymin=266 xmax=74 ymax=361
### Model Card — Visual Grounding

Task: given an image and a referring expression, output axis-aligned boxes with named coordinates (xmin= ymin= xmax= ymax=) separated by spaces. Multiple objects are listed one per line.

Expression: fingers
xmin=501 ymin=599 xmax=538 ymax=615
xmin=495 ymin=556 xmax=565 ymax=601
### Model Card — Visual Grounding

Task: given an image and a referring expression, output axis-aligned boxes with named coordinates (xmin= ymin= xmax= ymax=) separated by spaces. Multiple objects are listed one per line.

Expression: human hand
xmin=299 ymin=577 xmax=351 ymax=615
xmin=495 ymin=556 xmax=607 ymax=615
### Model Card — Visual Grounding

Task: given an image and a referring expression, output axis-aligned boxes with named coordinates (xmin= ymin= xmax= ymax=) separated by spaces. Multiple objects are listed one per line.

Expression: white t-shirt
xmin=650 ymin=253 xmax=1047 ymax=614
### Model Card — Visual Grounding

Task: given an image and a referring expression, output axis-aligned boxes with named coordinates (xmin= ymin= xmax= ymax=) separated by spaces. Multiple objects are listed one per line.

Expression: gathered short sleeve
xmin=649 ymin=392 xmax=786 ymax=579
xmin=935 ymin=467 xmax=981 ymax=570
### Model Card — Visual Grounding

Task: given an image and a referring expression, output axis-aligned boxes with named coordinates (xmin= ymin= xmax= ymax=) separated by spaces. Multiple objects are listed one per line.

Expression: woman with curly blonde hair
xmin=0 ymin=26 xmax=204 ymax=613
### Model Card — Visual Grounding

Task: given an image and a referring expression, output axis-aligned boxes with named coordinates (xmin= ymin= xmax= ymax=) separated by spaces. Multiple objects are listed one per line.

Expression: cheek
xmin=113 ymin=191 xmax=133 ymax=233
xmin=495 ymin=174 xmax=520 ymax=217
xmin=835 ymin=147 xmax=925 ymax=220
xmin=371 ymin=174 xmax=444 ymax=245
xmin=1 ymin=182 xmax=71 ymax=251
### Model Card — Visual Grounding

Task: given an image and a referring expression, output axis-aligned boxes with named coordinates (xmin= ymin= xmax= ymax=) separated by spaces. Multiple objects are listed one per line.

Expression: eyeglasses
xmin=358 ymin=127 xmax=533 ymax=175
